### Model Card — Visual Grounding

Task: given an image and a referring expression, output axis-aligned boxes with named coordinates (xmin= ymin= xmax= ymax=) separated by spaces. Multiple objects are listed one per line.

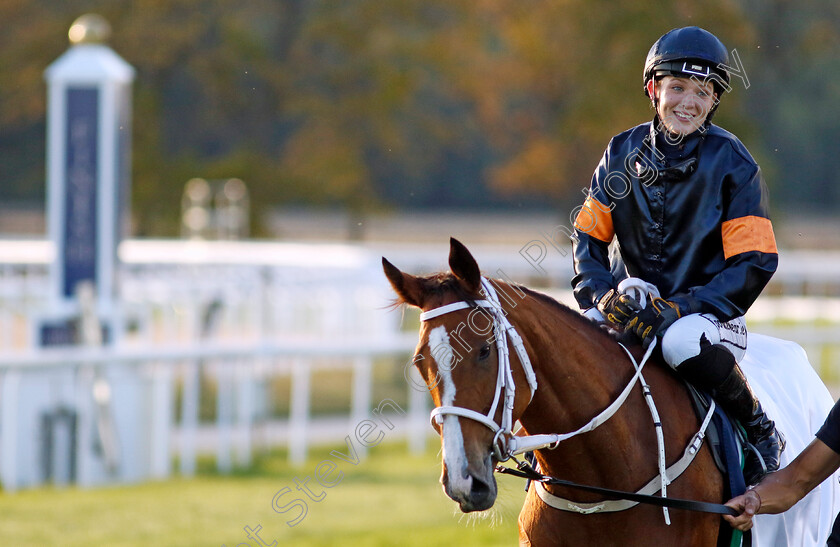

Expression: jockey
xmin=570 ymin=26 xmax=784 ymax=485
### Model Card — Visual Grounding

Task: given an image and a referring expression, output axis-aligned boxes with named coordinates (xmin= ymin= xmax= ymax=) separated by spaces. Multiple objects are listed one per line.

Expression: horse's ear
xmin=448 ymin=237 xmax=481 ymax=293
xmin=382 ymin=257 xmax=425 ymax=308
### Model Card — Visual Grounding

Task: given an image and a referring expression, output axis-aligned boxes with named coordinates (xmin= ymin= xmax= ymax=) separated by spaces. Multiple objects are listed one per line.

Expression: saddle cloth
xmin=739 ymin=333 xmax=839 ymax=547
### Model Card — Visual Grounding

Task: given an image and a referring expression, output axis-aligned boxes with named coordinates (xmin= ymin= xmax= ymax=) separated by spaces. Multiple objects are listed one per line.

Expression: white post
xmin=75 ymin=365 xmax=95 ymax=486
xmin=179 ymin=360 xmax=200 ymax=476
xmin=289 ymin=360 xmax=310 ymax=466
xmin=149 ymin=362 xmax=173 ymax=479
xmin=407 ymin=367 xmax=428 ymax=455
xmin=43 ymin=13 xmax=134 ymax=339
xmin=234 ymin=361 xmax=254 ymax=467
xmin=216 ymin=364 xmax=233 ymax=473
xmin=0 ymin=371 xmax=21 ymax=492
xmin=179 ymin=301 xmax=201 ymax=477
xmin=351 ymin=358 xmax=373 ymax=460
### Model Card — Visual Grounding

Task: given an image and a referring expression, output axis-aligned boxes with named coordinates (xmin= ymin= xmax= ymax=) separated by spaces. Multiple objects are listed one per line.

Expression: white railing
xmin=0 ymin=239 xmax=437 ymax=491
xmin=0 ymin=334 xmax=428 ymax=492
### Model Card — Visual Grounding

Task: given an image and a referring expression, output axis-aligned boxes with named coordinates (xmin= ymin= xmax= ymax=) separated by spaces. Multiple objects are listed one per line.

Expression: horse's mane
xmin=516 ymin=285 xmax=626 ymax=344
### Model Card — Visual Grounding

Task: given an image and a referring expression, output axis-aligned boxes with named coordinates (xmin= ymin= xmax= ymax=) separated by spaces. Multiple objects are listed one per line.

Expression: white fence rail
xmin=1 ymin=239 xmax=435 ymax=491
xmin=0 ymin=335 xmax=425 ymax=492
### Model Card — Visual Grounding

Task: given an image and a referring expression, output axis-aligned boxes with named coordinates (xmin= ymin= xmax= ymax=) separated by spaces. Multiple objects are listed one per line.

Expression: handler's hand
xmin=723 ymin=488 xmax=762 ymax=531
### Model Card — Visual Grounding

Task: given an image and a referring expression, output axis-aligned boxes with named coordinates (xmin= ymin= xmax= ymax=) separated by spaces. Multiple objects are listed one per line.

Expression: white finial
xmin=68 ymin=13 xmax=112 ymax=45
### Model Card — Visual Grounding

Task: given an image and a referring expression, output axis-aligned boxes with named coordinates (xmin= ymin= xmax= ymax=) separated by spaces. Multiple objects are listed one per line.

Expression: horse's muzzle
xmin=442 ymin=462 xmax=498 ymax=512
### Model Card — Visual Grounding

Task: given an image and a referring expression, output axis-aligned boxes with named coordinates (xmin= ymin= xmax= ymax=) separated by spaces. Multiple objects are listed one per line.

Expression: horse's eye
xmin=478 ymin=344 xmax=492 ymax=361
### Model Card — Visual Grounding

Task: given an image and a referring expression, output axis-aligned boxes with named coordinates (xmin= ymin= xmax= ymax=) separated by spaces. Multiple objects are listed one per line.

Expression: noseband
xmin=420 ymin=278 xmax=537 ymax=461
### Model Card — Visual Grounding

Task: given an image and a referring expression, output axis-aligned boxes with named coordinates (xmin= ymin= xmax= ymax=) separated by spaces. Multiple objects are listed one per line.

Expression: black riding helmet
xmin=643 ymin=27 xmax=730 ymax=98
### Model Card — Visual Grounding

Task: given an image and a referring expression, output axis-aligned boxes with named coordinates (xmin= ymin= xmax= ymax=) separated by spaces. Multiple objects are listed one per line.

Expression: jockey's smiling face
xmin=652 ymin=75 xmax=718 ymax=136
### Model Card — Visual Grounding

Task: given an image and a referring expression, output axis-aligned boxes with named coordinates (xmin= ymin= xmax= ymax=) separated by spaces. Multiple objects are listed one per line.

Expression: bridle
xmin=418 ymin=276 xmax=732 ymax=524
xmin=420 ymin=277 xmax=537 ymax=461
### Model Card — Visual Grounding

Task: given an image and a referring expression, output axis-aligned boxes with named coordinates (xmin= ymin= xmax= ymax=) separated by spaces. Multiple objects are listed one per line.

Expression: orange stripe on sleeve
xmin=574 ymin=195 xmax=614 ymax=243
xmin=721 ymin=216 xmax=778 ymax=259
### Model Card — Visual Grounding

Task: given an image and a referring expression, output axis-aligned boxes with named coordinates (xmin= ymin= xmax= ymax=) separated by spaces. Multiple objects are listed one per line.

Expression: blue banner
xmin=63 ymin=87 xmax=99 ymax=298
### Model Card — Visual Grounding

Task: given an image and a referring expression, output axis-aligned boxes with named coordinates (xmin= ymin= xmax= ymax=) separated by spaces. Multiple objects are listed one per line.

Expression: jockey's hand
xmin=596 ymin=289 xmax=642 ymax=328
xmin=723 ymin=488 xmax=761 ymax=531
xmin=627 ymin=297 xmax=681 ymax=347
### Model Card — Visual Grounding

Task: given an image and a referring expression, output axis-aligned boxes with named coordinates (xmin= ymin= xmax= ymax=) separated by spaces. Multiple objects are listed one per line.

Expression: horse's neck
xmin=510 ymin=295 xmax=660 ymax=486
xmin=513 ymin=296 xmax=634 ymax=427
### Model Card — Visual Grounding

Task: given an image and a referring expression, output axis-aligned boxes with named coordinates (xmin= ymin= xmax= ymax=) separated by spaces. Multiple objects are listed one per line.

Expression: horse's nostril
xmin=470 ymin=475 xmax=492 ymax=500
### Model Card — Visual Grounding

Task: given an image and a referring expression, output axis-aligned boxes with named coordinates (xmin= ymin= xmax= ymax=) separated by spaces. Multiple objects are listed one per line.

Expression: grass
xmin=0 ymin=442 xmax=526 ymax=546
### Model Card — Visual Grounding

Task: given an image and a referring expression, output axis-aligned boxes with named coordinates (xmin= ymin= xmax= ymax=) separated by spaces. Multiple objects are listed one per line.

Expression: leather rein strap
xmin=496 ymin=458 xmax=739 ymax=517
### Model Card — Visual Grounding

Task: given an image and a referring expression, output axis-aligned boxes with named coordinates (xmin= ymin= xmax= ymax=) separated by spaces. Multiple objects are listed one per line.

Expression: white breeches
xmin=661 ymin=313 xmax=747 ymax=368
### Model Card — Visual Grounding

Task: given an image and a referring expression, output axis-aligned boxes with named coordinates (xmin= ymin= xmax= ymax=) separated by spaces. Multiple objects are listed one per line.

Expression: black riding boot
xmin=713 ymin=363 xmax=786 ymax=485
xmin=677 ymin=343 xmax=785 ymax=486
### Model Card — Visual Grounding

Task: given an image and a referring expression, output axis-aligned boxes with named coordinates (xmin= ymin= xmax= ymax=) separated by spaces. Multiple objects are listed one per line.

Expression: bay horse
xmin=383 ymin=238 xmax=725 ymax=546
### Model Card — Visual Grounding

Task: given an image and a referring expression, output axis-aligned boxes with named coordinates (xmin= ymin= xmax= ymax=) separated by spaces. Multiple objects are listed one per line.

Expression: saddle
xmin=685 ymin=383 xmax=746 ymax=484
xmin=685 ymin=382 xmax=749 ymax=547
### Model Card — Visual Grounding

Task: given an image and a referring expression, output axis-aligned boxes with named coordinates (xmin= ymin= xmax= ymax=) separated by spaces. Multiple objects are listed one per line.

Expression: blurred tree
xmin=0 ymin=0 xmax=832 ymax=236
xmin=443 ymin=0 xmax=755 ymax=207
xmin=734 ymin=0 xmax=840 ymax=215
xmin=0 ymin=0 xmax=76 ymax=203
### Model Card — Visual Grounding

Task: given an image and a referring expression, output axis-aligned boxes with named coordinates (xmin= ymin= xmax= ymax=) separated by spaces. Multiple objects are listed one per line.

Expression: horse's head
xmin=383 ymin=238 xmax=534 ymax=512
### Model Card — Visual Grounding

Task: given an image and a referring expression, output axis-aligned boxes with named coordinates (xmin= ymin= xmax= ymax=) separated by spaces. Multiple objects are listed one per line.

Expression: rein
xmin=495 ymin=457 xmax=738 ymax=516
xmin=419 ymin=276 xmax=739 ymax=522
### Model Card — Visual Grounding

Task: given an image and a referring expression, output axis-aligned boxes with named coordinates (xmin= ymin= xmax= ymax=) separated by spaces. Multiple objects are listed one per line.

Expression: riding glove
xmin=597 ymin=289 xmax=642 ymax=327
xmin=628 ymin=297 xmax=682 ymax=347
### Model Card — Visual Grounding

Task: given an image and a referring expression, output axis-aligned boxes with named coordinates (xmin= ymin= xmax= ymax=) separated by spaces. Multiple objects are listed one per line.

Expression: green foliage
xmin=1 ymin=1 xmax=838 ymax=234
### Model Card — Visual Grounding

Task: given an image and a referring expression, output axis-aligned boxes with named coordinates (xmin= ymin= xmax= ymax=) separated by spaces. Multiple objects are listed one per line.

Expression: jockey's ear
xmin=448 ymin=237 xmax=481 ymax=294
xmin=646 ymin=79 xmax=657 ymax=102
xmin=382 ymin=257 xmax=425 ymax=308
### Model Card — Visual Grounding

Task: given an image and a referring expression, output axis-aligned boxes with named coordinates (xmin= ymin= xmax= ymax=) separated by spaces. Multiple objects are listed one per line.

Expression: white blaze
xmin=429 ymin=325 xmax=471 ymax=494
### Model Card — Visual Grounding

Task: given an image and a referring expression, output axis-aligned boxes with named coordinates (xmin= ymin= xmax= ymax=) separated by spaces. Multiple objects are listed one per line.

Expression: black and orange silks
xmin=572 ymin=120 xmax=778 ymax=321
